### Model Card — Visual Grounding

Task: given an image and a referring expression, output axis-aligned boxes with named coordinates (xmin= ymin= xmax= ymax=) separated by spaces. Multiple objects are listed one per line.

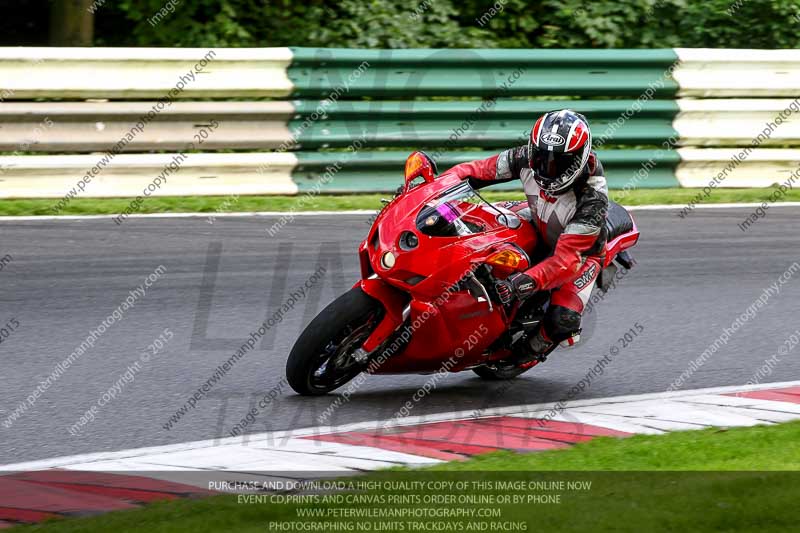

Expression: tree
xmin=50 ymin=0 xmax=95 ymax=46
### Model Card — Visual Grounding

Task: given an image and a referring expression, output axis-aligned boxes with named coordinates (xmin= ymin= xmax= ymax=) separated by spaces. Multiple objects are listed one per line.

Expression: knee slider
xmin=544 ymin=305 xmax=582 ymax=343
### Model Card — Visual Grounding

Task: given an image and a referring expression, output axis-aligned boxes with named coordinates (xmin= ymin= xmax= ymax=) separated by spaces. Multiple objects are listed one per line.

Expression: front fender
xmin=355 ymin=277 xmax=409 ymax=353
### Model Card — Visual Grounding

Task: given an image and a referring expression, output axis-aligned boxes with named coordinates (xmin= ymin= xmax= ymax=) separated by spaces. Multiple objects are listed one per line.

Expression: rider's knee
xmin=544 ymin=305 xmax=581 ymax=344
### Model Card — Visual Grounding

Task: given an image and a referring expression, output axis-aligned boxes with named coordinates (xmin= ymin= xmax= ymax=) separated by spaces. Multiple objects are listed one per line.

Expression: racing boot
xmin=509 ymin=328 xmax=554 ymax=366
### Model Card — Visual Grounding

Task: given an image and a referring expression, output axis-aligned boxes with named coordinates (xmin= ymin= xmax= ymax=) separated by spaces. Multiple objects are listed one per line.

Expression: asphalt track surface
xmin=1 ymin=206 xmax=799 ymax=464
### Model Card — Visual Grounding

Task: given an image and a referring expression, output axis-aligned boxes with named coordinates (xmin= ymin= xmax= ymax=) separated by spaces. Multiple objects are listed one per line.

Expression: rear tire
xmin=472 ymin=363 xmax=529 ymax=380
xmin=286 ymin=287 xmax=383 ymax=395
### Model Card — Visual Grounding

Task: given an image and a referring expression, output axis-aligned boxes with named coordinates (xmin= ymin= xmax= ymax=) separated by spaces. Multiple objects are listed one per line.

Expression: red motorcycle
xmin=287 ymin=152 xmax=639 ymax=395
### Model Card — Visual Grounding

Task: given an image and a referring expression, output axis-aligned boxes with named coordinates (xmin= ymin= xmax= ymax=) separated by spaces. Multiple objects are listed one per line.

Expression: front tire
xmin=286 ymin=287 xmax=383 ymax=395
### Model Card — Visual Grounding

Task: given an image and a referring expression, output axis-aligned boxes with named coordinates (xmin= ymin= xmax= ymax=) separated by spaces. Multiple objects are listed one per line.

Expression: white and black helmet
xmin=528 ymin=109 xmax=592 ymax=195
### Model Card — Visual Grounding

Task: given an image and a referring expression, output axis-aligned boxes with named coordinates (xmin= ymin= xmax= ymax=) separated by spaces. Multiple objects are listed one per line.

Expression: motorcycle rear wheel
xmin=472 ymin=362 xmax=529 ymax=380
xmin=286 ymin=287 xmax=383 ymax=395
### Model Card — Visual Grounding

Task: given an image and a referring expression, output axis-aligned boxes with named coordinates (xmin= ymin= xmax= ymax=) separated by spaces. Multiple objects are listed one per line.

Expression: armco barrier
xmin=292 ymin=150 xmax=681 ymax=194
xmin=0 ymin=150 xmax=679 ymax=198
xmin=0 ymin=102 xmax=295 ymax=152
xmin=286 ymin=48 xmax=679 ymax=98
xmin=0 ymin=48 xmax=798 ymax=198
xmin=0 ymin=153 xmax=298 ymax=198
xmin=0 ymin=100 xmax=677 ymax=152
xmin=673 ymin=49 xmax=800 ymax=98
xmin=0 ymin=48 xmax=292 ymax=99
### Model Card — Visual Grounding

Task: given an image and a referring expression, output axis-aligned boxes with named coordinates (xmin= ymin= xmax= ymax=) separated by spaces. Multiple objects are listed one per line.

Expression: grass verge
xmin=17 ymin=421 xmax=800 ymax=532
xmin=2 ymin=188 xmax=799 ymax=217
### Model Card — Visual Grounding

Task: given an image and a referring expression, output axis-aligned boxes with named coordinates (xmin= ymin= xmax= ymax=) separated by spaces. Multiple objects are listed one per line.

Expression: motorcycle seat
xmin=605 ymin=200 xmax=634 ymax=242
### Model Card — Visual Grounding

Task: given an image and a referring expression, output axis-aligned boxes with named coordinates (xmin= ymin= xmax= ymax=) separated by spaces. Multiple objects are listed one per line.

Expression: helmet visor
xmin=530 ymin=149 xmax=581 ymax=186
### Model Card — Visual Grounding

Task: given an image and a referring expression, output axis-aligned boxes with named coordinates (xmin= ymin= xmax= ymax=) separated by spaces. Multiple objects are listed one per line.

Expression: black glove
xmin=495 ymin=272 xmax=536 ymax=304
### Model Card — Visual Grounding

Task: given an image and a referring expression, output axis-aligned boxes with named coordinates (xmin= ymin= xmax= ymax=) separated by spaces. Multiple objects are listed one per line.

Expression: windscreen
xmin=415 ymin=182 xmax=489 ymax=237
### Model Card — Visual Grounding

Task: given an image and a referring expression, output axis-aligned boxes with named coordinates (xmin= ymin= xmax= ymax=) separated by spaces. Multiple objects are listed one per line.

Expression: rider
xmin=442 ymin=109 xmax=608 ymax=361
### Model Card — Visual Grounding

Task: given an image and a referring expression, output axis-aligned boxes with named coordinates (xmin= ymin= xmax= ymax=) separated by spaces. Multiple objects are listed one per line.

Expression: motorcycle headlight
xmin=380 ymin=251 xmax=396 ymax=269
xmin=399 ymin=231 xmax=419 ymax=251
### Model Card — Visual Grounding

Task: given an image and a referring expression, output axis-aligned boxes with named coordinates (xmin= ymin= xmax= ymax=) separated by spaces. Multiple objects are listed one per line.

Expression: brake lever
xmin=465 ymin=271 xmax=493 ymax=313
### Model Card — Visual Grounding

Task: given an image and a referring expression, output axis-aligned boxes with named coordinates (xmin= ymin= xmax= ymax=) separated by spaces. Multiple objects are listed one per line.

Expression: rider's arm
xmin=442 ymin=146 xmax=528 ymax=187
xmin=525 ymin=173 xmax=609 ymax=291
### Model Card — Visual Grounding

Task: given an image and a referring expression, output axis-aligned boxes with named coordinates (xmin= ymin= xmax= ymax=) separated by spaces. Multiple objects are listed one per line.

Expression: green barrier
xmin=286 ymin=48 xmax=682 ymax=193
xmin=288 ymin=48 xmax=680 ymax=98
xmin=290 ymin=100 xmax=679 ymax=149
xmin=293 ymin=150 xmax=681 ymax=193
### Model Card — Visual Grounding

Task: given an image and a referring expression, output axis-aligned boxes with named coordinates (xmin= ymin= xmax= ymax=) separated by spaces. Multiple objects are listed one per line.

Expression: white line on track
xmin=626 ymin=202 xmax=800 ymax=211
xmin=0 ymin=210 xmax=375 ymax=222
xmin=0 ymin=202 xmax=798 ymax=222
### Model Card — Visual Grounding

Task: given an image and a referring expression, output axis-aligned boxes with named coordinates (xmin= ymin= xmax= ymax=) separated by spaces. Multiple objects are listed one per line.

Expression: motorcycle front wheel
xmin=286 ymin=287 xmax=383 ymax=395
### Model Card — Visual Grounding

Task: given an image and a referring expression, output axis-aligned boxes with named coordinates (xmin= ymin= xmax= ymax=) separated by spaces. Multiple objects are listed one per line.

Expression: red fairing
xmin=442 ymin=154 xmax=499 ymax=182
xmin=353 ymin=170 xmax=538 ymax=373
xmin=357 ymin=276 xmax=408 ymax=353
